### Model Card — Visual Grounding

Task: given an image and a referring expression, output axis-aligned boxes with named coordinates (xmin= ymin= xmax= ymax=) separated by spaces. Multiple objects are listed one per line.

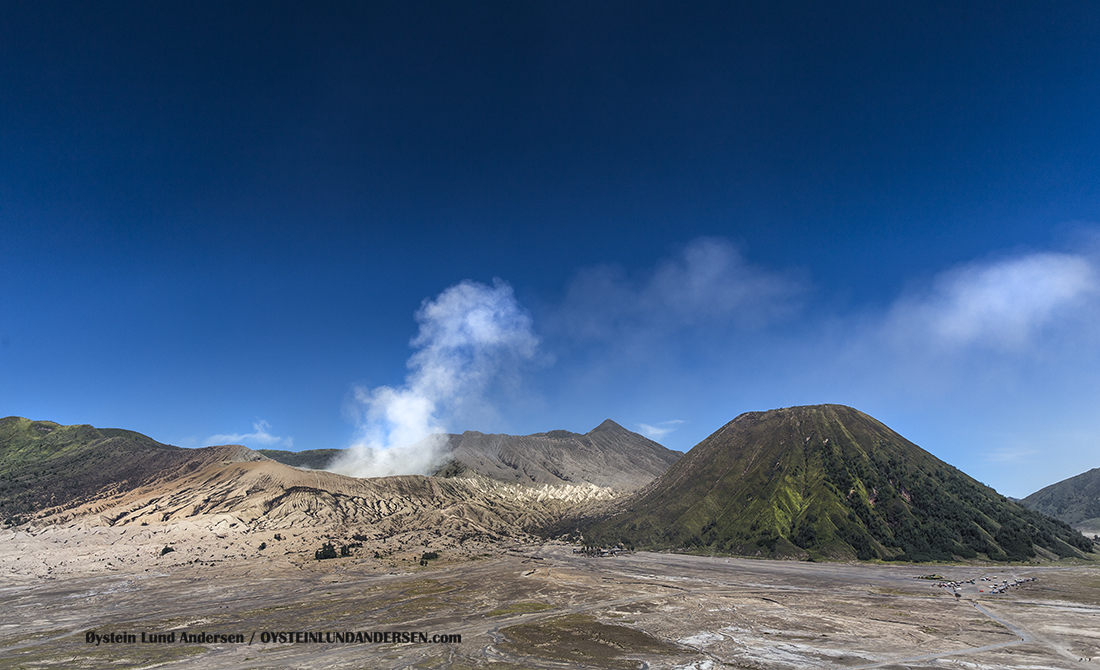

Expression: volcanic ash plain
xmin=2 ymin=530 xmax=1100 ymax=670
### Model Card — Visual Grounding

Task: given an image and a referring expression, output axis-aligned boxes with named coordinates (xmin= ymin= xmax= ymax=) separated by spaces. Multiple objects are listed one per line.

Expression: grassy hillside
xmin=584 ymin=405 xmax=1093 ymax=562
xmin=0 ymin=416 xmax=190 ymax=525
xmin=1022 ymin=467 xmax=1100 ymax=528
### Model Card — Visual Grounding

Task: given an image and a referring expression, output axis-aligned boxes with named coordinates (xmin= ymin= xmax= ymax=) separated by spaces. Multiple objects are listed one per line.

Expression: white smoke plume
xmin=329 ymin=279 xmax=539 ymax=478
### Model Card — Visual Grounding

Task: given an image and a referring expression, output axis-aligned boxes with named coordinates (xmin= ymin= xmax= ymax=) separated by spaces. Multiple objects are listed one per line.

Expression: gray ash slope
xmin=433 ymin=420 xmax=681 ymax=490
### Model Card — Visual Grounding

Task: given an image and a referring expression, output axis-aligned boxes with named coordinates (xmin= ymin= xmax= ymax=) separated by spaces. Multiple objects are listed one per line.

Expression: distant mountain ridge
xmin=585 ymin=405 xmax=1094 ymax=562
xmin=257 ymin=448 xmax=342 ymax=470
xmin=1 ymin=417 xmax=636 ymax=549
xmin=0 ymin=416 xmax=259 ymax=525
xmin=8 ymin=410 xmax=1092 ymax=565
xmin=3 ymin=416 xmax=678 ymax=530
xmin=433 ymin=419 xmax=681 ymax=489
xmin=258 ymin=420 xmax=682 ymax=490
xmin=1022 ymin=467 xmax=1100 ymax=529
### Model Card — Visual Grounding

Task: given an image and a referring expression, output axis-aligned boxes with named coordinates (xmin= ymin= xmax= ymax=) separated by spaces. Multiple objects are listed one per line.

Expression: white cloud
xmin=538 ymin=236 xmax=1100 ymax=497
xmin=884 ymin=252 xmax=1099 ymax=354
xmin=983 ymin=446 xmax=1040 ymax=463
xmin=794 ymin=244 xmax=1100 ymax=496
xmin=329 ymin=278 xmax=540 ymax=478
xmin=325 ymin=237 xmax=1100 ymax=496
xmin=555 ymin=237 xmax=805 ymax=342
xmin=636 ymin=420 xmax=685 ymax=440
xmin=206 ymin=419 xmax=292 ymax=448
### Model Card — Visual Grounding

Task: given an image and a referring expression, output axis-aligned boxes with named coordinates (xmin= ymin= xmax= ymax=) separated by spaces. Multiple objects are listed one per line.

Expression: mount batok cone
xmin=585 ymin=404 xmax=1094 ymax=562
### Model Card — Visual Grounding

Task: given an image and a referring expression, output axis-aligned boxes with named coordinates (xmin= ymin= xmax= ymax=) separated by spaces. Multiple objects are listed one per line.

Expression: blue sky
xmin=2 ymin=1 xmax=1099 ymax=497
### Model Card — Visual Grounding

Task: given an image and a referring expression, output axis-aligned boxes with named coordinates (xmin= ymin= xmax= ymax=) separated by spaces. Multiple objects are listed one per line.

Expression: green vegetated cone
xmin=585 ymin=404 xmax=1093 ymax=562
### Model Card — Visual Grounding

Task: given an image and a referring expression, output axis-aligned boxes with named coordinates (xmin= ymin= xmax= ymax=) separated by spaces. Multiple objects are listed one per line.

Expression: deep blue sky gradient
xmin=2 ymin=1 xmax=1099 ymax=496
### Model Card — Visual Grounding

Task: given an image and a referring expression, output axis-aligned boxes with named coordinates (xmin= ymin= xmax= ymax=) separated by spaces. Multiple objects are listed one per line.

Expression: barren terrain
xmin=3 ymin=528 xmax=1099 ymax=670
xmin=3 ymin=418 xmax=1099 ymax=669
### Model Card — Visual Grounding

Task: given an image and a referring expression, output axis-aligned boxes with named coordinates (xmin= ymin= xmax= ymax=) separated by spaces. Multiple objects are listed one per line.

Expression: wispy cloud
xmin=883 ymin=251 xmax=1099 ymax=354
xmin=539 ymin=235 xmax=1100 ymax=496
xmin=555 ymin=237 xmax=805 ymax=343
xmin=206 ymin=419 xmax=292 ymax=448
xmin=318 ymin=235 xmax=1100 ymax=497
xmin=636 ymin=419 xmax=685 ymax=440
xmin=329 ymin=278 xmax=541 ymax=478
xmin=799 ymin=244 xmax=1100 ymax=495
xmin=983 ymin=447 xmax=1040 ymax=463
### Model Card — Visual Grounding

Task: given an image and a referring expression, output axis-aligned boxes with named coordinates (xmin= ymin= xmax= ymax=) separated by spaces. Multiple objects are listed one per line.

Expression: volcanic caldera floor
xmin=2 ymin=542 xmax=1099 ymax=669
